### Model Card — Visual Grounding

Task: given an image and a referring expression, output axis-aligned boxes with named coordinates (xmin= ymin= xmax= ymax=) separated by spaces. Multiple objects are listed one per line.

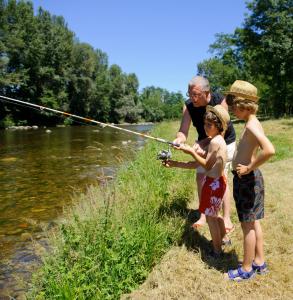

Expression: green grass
xmin=28 ymin=118 xmax=293 ymax=300
xmin=29 ymin=122 xmax=195 ymax=300
xmin=233 ymin=118 xmax=293 ymax=162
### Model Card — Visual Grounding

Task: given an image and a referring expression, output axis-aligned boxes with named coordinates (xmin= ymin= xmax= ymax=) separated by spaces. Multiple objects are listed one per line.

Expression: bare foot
xmin=224 ymin=224 xmax=235 ymax=235
xmin=191 ymin=216 xmax=206 ymax=230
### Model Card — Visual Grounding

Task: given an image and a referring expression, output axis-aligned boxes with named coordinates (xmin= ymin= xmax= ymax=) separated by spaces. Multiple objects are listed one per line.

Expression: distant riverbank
xmin=3 ymin=122 xmax=154 ymax=130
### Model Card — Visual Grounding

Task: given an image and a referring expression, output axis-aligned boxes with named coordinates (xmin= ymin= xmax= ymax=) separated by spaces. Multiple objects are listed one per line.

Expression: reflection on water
xmin=0 ymin=124 xmax=152 ymax=297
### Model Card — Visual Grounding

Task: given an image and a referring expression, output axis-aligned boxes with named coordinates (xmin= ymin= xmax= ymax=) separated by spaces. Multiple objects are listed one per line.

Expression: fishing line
xmin=0 ymin=97 xmax=89 ymax=127
xmin=0 ymin=95 xmax=180 ymax=148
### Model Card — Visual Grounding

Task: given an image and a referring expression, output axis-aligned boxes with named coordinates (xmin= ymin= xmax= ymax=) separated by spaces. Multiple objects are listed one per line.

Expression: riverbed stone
xmin=20 ymin=233 xmax=32 ymax=241
xmin=16 ymin=292 xmax=27 ymax=300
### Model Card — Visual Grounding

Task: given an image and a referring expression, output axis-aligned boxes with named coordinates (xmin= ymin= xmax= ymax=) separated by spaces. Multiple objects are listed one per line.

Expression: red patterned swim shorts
xmin=199 ymin=176 xmax=227 ymax=217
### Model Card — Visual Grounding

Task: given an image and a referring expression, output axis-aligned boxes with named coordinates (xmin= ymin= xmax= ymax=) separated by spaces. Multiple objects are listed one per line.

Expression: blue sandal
xmin=238 ymin=261 xmax=269 ymax=275
xmin=252 ymin=262 xmax=269 ymax=275
xmin=226 ymin=267 xmax=255 ymax=281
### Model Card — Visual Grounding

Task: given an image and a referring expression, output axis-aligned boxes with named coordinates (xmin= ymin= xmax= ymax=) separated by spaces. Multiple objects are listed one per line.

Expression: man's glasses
xmin=186 ymin=91 xmax=203 ymax=98
xmin=226 ymin=94 xmax=236 ymax=106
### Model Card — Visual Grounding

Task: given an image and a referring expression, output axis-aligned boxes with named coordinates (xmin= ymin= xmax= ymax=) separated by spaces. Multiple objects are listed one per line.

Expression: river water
xmin=0 ymin=124 xmax=152 ymax=298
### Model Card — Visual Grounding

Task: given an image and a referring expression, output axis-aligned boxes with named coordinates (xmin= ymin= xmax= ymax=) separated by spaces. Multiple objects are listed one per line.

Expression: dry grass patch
xmin=123 ymin=158 xmax=293 ymax=300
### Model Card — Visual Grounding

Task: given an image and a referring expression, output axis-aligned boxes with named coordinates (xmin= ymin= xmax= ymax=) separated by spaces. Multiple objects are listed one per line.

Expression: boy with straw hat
xmin=163 ymin=105 xmax=231 ymax=257
xmin=224 ymin=80 xmax=275 ymax=281
xmin=173 ymin=76 xmax=235 ymax=234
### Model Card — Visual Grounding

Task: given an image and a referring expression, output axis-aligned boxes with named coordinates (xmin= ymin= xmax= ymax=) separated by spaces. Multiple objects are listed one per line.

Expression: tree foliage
xmin=197 ymin=0 xmax=292 ymax=116
xmin=0 ymin=0 xmax=184 ymax=127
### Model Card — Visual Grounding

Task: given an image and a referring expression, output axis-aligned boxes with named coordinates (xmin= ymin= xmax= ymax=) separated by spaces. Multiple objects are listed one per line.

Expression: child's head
xmin=224 ymin=80 xmax=259 ymax=109
xmin=205 ymin=105 xmax=230 ymax=135
xmin=232 ymin=99 xmax=258 ymax=114
xmin=224 ymin=80 xmax=259 ymax=116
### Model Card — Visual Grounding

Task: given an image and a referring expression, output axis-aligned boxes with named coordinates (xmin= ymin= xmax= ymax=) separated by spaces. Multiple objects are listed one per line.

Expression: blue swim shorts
xmin=232 ymin=169 xmax=264 ymax=222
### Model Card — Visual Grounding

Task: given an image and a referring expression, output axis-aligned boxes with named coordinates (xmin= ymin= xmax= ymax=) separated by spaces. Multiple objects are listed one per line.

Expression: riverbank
xmin=0 ymin=124 xmax=152 ymax=298
xmin=28 ymin=118 xmax=293 ymax=299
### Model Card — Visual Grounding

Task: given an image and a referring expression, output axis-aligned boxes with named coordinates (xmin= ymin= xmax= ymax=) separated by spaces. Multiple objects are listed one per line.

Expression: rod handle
xmin=168 ymin=142 xmax=180 ymax=147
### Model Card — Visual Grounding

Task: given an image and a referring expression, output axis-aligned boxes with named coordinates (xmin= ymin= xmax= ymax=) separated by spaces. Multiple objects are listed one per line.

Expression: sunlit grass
xmin=29 ymin=118 xmax=293 ymax=299
xmin=29 ymin=126 xmax=194 ymax=299
xmin=227 ymin=118 xmax=293 ymax=163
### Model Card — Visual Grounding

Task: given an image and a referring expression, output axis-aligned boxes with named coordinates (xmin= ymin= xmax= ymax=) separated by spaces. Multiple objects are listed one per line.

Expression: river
xmin=0 ymin=124 xmax=152 ymax=298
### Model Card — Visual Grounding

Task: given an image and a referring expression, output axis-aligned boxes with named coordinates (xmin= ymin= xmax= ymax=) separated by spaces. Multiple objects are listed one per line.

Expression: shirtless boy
xmin=164 ymin=105 xmax=231 ymax=256
xmin=224 ymin=80 xmax=275 ymax=281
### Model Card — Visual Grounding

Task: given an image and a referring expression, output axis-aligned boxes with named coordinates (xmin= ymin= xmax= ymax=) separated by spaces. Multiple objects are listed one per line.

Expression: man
xmin=173 ymin=76 xmax=235 ymax=232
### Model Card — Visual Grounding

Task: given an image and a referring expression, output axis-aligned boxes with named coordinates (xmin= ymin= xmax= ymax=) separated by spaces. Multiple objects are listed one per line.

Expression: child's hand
xmin=162 ymin=160 xmax=177 ymax=168
xmin=236 ymin=164 xmax=250 ymax=176
xmin=177 ymin=143 xmax=194 ymax=154
xmin=193 ymin=143 xmax=206 ymax=157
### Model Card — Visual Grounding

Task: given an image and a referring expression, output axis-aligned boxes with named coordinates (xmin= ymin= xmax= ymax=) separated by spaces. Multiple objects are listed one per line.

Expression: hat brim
xmin=223 ymin=91 xmax=259 ymax=101
xmin=206 ymin=106 xmax=229 ymax=131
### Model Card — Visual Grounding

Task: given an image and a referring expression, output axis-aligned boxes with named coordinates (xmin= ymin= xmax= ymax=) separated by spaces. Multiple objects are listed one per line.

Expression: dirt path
xmin=123 ymin=158 xmax=293 ymax=299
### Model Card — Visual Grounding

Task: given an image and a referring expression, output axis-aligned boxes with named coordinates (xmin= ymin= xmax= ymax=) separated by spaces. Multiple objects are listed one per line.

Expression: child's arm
xmin=162 ymin=160 xmax=199 ymax=169
xmin=236 ymin=125 xmax=275 ymax=175
xmin=192 ymin=137 xmax=211 ymax=158
xmin=176 ymin=141 xmax=218 ymax=171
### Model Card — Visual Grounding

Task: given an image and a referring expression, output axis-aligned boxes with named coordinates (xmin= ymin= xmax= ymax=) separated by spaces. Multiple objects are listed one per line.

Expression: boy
xmin=173 ymin=76 xmax=235 ymax=232
xmin=164 ymin=105 xmax=231 ymax=257
xmin=224 ymin=80 xmax=275 ymax=281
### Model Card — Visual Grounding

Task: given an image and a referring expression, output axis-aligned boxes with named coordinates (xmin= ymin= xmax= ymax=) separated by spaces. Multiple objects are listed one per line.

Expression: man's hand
xmin=173 ymin=137 xmax=184 ymax=146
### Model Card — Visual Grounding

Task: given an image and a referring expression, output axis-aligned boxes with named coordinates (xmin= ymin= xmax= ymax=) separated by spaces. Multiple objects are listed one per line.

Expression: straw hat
xmin=206 ymin=105 xmax=230 ymax=131
xmin=224 ymin=80 xmax=259 ymax=102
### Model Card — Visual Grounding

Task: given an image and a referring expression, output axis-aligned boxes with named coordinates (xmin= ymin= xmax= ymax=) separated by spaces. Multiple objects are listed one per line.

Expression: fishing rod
xmin=0 ymin=95 xmax=180 ymax=153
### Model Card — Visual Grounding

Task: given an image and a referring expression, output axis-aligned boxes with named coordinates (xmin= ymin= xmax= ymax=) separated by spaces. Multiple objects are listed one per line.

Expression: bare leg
xmin=192 ymin=172 xmax=206 ymax=227
xmin=223 ymin=144 xmax=235 ymax=232
xmin=207 ymin=216 xmax=222 ymax=253
xmin=254 ymin=220 xmax=265 ymax=265
xmin=217 ymin=215 xmax=229 ymax=242
xmin=222 ymin=183 xmax=234 ymax=231
xmin=241 ymin=221 xmax=255 ymax=272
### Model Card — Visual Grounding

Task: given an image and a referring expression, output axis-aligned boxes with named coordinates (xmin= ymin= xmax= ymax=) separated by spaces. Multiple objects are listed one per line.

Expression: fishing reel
xmin=157 ymin=147 xmax=172 ymax=161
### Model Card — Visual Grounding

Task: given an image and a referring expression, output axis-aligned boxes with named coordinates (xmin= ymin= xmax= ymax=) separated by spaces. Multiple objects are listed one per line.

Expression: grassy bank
xmin=125 ymin=118 xmax=293 ymax=299
xmin=29 ymin=118 xmax=293 ymax=299
xmin=29 ymin=121 xmax=195 ymax=299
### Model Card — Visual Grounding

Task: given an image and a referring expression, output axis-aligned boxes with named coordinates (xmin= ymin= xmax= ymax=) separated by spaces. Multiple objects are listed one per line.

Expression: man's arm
xmin=236 ymin=125 xmax=275 ymax=175
xmin=173 ymin=105 xmax=191 ymax=144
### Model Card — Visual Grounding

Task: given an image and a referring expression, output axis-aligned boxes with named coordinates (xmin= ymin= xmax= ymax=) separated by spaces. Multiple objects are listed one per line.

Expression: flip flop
xmin=191 ymin=222 xmax=204 ymax=230
xmin=225 ymin=225 xmax=235 ymax=234
xmin=209 ymin=238 xmax=232 ymax=246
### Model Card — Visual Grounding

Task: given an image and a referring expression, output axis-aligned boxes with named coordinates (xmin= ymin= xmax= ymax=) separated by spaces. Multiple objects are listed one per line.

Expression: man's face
xmin=188 ymin=85 xmax=209 ymax=107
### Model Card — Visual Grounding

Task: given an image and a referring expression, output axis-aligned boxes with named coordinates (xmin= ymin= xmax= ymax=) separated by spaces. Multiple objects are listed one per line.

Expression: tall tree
xmin=197 ymin=57 xmax=242 ymax=93
xmin=240 ymin=0 xmax=293 ymax=116
xmin=107 ymin=64 xmax=128 ymax=123
xmin=139 ymin=87 xmax=165 ymax=122
xmin=68 ymin=43 xmax=98 ymax=116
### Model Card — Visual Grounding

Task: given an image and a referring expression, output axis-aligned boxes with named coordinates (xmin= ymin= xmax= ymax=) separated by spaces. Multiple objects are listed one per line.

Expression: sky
xmin=31 ymin=0 xmax=248 ymax=94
